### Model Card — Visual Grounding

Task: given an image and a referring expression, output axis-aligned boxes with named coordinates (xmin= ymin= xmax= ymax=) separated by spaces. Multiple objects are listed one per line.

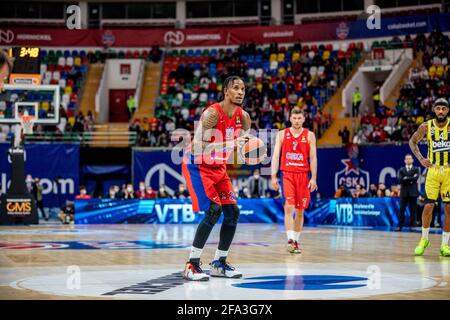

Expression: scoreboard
xmin=9 ymin=47 xmax=41 ymax=85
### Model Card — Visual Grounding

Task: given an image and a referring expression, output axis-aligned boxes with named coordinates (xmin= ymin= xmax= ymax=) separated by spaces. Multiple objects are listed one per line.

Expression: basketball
xmin=239 ymin=136 xmax=267 ymax=165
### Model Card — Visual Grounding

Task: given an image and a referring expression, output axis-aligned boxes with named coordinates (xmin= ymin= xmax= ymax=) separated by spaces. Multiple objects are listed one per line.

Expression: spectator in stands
xmin=75 ymin=185 xmax=91 ymax=200
xmin=334 ymin=184 xmax=351 ymax=198
xmin=107 ymin=186 xmax=116 ymax=199
xmin=352 ymin=128 xmax=366 ymax=144
xmin=338 ymin=126 xmax=350 ymax=145
xmin=124 ymin=183 xmax=136 ymax=199
xmin=352 ymin=184 xmax=368 ymax=198
xmin=157 ymin=184 xmax=171 ymax=198
xmin=369 ymin=183 xmax=378 ymax=197
xmin=73 ymin=112 xmax=85 ymax=133
xmin=136 ymin=181 xmax=147 ymax=199
xmin=145 ymin=186 xmax=157 ymax=199
xmin=239 ymin=186 xmax=252 ymax=199
xmin=352 ymin=87 xmax=362 ymax=117
xmin=371 ymin=126 xmax=386 ymax=143
xmin=234 ymin=186 xmax=240 ymax=199
xmin=378 ymin=183 xmax=388 ymax=197
xmin=0 ymin=50 xmax=12 ymax=92
xmin=114 ymin=185 xmax=124 ymax=199
xmin=373 ymin=85 xmax=381 ymax=111
xmin=58 ymin=201 xmax=74 ymax=225
xmin=247 ymin=169 xmax=265 ymax=198
xmin=156 ymin=132 xmax=170 ymax=147
xmin=150 ymin=42 xmax=162 ymax=63
xmin=84 ymin=111 xmax=95 ymax=132
xmin=127 ymin=95 xmax=136 ymax=120
xmin=174 ymin=183 xmax=190 ymax=199
xmin=32 ymin=178 xmax=47 ymax=220
xmin=26 ymin=174 xmax=33 ymax=193
xmin=390 ymin=185 xmax=400 ymax=198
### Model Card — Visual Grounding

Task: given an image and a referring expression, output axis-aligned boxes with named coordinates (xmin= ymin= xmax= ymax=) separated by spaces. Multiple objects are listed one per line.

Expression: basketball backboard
xmin=0 ymin=84 xmax=60 ymax=124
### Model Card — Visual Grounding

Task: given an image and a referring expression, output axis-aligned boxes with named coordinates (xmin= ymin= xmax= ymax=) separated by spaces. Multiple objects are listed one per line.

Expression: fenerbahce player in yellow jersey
xmin=409 ymin=98 xmax=450 ymax=257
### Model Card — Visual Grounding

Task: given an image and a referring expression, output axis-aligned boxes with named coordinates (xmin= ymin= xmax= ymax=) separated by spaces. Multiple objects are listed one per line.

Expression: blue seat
xmin=63 ymin=50 xmax=70 ymax=58
xmin=71 ymin=50 xmax=79 ymax=57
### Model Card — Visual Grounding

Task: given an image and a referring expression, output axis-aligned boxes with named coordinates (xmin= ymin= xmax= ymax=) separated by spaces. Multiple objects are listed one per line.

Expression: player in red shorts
xmin=271 ymin=107 xmax=318 ymax=254
xmin=182 ymin=76 xmax=251 ymax=281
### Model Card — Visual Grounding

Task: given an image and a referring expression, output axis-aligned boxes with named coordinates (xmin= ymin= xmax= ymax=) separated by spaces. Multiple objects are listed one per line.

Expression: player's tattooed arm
xmin=409 ymin=122 xmax=432 ymax=168
xmin=271 ymin=130 xmax=283 ymax=190
xmin=192 ymin=107 xmax=225 ymax=155
xmin=308 ymin=131 xmax=318 ymax=192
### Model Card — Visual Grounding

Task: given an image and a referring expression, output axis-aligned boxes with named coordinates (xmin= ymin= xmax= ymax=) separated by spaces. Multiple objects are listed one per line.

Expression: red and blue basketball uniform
xmin=182 ymin=103 xmax=243 ymax=212
xmin=280 ymin=128 xmax=311 ymax=210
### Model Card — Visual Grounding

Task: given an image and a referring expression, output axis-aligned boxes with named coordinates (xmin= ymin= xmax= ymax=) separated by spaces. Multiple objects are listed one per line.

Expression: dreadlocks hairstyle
xmin=219 ymin=75 xmax=243 ymax=101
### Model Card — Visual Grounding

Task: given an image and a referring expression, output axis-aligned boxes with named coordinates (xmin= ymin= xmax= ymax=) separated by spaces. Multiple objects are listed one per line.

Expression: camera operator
xmin=58 ymin=201 xmax=74 ymax=224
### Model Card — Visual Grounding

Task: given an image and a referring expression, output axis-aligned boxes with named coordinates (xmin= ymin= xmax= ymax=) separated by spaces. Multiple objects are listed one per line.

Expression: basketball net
xmin=14 ymin=111 xmax=36 ymax=147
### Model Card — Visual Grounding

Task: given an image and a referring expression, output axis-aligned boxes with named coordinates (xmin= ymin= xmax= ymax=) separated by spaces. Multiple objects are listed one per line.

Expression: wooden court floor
xmin=0 ymin=223 xmax=449 ymax=300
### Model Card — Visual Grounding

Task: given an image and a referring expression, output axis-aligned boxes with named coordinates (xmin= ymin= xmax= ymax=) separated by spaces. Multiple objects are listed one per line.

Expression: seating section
xmin=133 ymin=42 xmax=362 ymax=147
xmin=355 ymin=32 xmax=449 ymax=144
xmin=40 ymin=49 xmax=89 ymax=121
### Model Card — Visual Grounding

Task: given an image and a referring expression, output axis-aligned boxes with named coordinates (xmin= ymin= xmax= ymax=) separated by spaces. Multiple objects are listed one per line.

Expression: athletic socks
xmin=422 ymin=227 xmax=430 ymax=240
xmin=214 ymin=249 xmax=228 ymax=262
xmin=286 ymin=230 xmax=301 ymax=242
xmin=442 ymin=232 xmax=450 ymax=246
xmin=286 ymin=230 xmax=295 ymax=241
xmin=188 ymin=246 xmax=203 ymax=265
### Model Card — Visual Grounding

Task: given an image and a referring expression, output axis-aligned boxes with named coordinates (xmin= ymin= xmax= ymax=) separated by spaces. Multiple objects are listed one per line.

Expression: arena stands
xmin=355 ymin=31 xmax=449 ymax=144
xmin=132 ymin=41 xmax=363 ymax=147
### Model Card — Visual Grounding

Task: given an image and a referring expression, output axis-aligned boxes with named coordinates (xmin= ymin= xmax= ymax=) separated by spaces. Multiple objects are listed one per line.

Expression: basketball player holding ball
xmin=271 ymin=107 xmax=318 ymax=254
xmin=182 ymin=76 xmax=252 ymax=281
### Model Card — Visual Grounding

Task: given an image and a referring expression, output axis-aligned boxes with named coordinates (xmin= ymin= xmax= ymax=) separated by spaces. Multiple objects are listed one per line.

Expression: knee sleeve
xmin=223 ymin=204 xmax=240 ymax=225
xmin=204 ymin=202 xmax=222 ymax=225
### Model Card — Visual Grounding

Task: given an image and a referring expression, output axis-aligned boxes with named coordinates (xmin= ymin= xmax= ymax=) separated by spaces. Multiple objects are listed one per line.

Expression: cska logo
xmin=235 ymin=116 xmax=241 ymax=124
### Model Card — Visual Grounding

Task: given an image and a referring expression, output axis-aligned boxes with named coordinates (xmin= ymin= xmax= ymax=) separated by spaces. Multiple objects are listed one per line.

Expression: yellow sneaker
xmin=440 ymin=244 xmax=450 ymax=257
xmin=414 ymin=238 xmax=430 ymax=256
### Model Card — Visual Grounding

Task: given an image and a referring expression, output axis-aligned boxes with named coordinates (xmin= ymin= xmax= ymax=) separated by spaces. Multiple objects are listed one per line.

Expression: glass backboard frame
xmin=0 ymin=84 xmax=60 ymax=124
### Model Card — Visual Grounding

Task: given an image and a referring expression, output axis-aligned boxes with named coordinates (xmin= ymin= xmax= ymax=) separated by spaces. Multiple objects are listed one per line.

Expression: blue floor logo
xmin=233 ymin=275 xmax=368 ymax=290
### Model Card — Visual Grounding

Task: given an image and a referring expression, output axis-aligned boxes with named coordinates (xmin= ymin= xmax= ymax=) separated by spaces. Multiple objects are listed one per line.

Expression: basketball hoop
xmin=19 ymin=114 xmax=36 ymax=135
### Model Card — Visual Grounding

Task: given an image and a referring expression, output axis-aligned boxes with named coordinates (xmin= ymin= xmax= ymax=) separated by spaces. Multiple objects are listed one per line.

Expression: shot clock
xmin=9 ymin=47 xmax=42 ymax=85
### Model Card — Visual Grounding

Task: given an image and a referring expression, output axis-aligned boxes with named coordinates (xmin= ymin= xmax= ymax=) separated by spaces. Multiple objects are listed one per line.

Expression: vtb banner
xmin=1 ymin=13 xmax=449 ymax=47
xmin=132 ymin=144 xmax=428 ymax=199
xmin=75 ymin=198 xmax=416 ymax=228
xmin=75 ymin=198 xmax=283 ymax=224
xmin=0 ymin=143 xmax=80 ymax=208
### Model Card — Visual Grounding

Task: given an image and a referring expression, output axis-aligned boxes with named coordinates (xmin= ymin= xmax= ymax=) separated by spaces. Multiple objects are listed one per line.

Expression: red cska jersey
xmin=280 ymin=127 xmax=310 ymax=172
xmin=185 ymin=103 xmax=243 ymax=167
